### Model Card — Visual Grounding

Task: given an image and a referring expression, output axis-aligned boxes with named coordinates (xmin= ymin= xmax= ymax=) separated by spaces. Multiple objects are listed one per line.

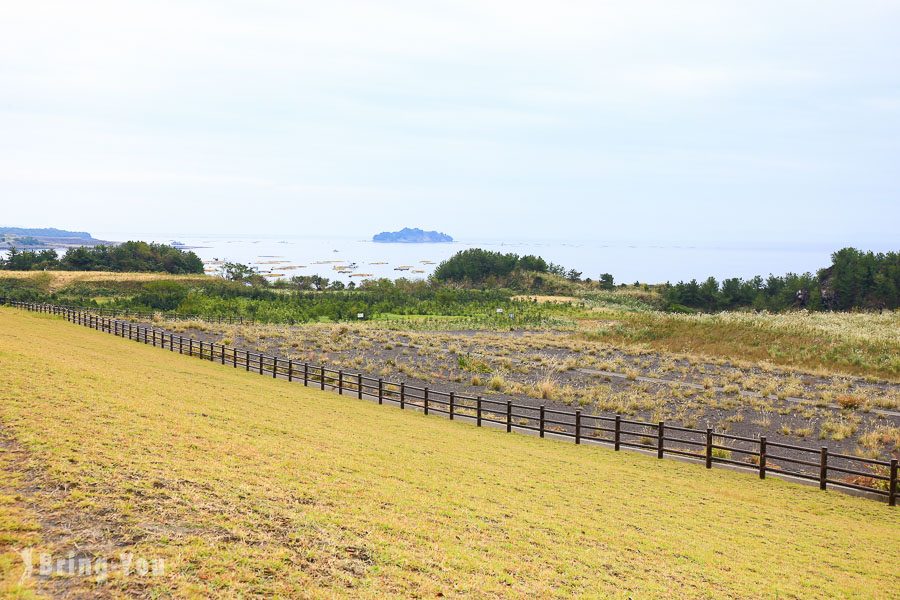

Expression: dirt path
xmin=0 ymin=423 xmax=127 ymax=598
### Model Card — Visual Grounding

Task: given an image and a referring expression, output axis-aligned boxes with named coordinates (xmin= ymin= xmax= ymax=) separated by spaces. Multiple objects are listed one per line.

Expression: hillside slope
xmin=0 ymin=308 xmax=897 ymax=598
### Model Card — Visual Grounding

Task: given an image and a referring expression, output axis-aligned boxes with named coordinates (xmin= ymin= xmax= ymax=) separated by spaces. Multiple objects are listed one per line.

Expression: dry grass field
xmin=584 ymin=307 xmax=900 ymax=380
xmin=1 ymin=308 xmax=898 ymax=598
xmin=0 ymin=271 xmax=211 ymax=293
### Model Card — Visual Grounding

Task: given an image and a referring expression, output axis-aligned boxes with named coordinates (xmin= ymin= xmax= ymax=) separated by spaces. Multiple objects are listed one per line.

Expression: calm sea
xmin=67 ymin=232 xmax=880 ymax=285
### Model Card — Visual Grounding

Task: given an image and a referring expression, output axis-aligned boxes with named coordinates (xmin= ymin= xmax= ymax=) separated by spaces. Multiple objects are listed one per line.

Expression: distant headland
xmin=0 ymin=227 xmax=110 ymax=249
xmin=373 ymin=228 xmax=453 ymax=243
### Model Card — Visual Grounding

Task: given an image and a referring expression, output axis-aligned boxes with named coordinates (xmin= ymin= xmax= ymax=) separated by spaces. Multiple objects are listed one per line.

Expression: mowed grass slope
xmin=0 ymin=309 xmax=898 ymax=598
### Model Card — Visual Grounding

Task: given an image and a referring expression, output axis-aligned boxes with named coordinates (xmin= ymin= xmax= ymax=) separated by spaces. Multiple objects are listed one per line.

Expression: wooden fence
xmin=24 ymin=301 xmax=249 ymax=325
xmin=4 ymin=300 xmax=897 ymax=506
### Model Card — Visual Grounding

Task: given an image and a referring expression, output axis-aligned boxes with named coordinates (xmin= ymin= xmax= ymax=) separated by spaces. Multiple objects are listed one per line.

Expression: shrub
xmin=841 ymin=464 xmax=892 ymax=492
xmin=457 ymin=354 xmax=491 ymax=373
xmin=836 ymin=394 xmax=864 ymax=410
xmin=711 ymin=447 xmax=732 ymax=460
xmin=819 ymin=418 xmax=858 ymax=441
xmin=487 ymin=374 xmax=507 ymax=392
xmin=535 ymin=377 xmax=557 ymax=400
xmin=858 ymin=426 xmax=900 ymax=452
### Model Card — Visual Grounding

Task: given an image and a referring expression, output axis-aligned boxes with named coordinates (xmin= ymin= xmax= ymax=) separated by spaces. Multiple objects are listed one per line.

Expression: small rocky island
xmin=373 ymin=227 xmax=453 ymax=243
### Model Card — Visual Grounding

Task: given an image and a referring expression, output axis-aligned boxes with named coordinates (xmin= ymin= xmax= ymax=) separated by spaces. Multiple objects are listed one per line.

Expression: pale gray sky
xmin=1 ymin=1 xmax=898 ymax=244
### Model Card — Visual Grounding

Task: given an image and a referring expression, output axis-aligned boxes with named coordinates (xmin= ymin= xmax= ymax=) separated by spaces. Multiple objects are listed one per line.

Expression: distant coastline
xmin=373 ymin=227 xmax=453 ymax=243
xmin=0 ymin=227 xmax=112 ymax=249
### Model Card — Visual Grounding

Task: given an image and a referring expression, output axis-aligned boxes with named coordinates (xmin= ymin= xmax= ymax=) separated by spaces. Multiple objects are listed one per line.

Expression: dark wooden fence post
xmin=273 ymin=357 xmax=278 ymax=378
xmin=657 ymin=421 xmax=664 ymax=459
xmin=258 ymin=354 xmax=263 ymax=375
xmin=246 ymin=350 xmax=250 ymax=371
xmin=320 ymin=366 xmax=325 ymax=390
xmin=539 ymin=406 xmax=545 ymax=438
xmin=199 ymin=340 xmax=204 ymax=359
xmin=357 ymin=373 xmax=363 ymax=400
xmin=820 ymin=447 xmax=828 ymax=490
xmin=614 ymin=416 xmax=621 ymax=451
xmin=304 ymin=363 xmax=309 ymax=386
xmin=338 ymin=371 xmax=343 ymax=395
xmin=449 ymin=392 xmax=455 ymax=420
xmin=889 ymin=459 xmax=898 ymax=507
xmin=759 ymin=437 xmax=767 ymax=479
xmin=189 ymin=339 xmax=193 ymax=356
xmin=705 ymin=428 xmax=713 ymax=468
xmin=477 ymin=396 xmax=482 ymax=427
xmin=424 ymin=388 xmax=429 ymax=415
xmin=575 ymin=410 xmax=581 ymax=444
xmin=506 ymin=401 xmax=512 ymax=433
xmin=179 ymin=336 xmax=184 ymax=354
xmin=220 ymin=345 xmax=225 ymax=364
xmin=378 ymin=379 xmax=383 ymax=404
xmin=232 ymin=348 xmax=237 ymax=367
xmin=288 ymin=360 xmax=293 ymax=382
xmin=400 ymin=382 xmax=405 ymax=409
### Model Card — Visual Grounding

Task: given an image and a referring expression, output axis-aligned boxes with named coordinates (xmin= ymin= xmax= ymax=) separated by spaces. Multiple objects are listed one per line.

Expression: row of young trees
xmin=662 ymin=248 xmax=900 ymax=311
xmin=103 ymin=276 xmax=530 ymax=322
xmin=0 ymin=242 xmax=204 ymax=274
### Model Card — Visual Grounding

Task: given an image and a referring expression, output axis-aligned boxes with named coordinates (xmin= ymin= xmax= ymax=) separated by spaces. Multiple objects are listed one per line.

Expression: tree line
xmin=0 ymin=242 xmax=204 ymax=274
xmin=661 ymin=248 xmax=900 ymax=312
xmin=3 ymin=242 xmax=895 ymax=314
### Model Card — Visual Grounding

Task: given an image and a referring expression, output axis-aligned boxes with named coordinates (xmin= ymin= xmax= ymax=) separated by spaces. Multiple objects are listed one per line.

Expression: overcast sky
xmin=1 ymin=1 xmax=898 ymax=244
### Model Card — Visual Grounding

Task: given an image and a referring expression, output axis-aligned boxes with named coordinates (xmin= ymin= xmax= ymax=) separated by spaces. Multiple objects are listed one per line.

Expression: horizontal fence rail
xmin=4 ymin=299 xmax=897 ymax=507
